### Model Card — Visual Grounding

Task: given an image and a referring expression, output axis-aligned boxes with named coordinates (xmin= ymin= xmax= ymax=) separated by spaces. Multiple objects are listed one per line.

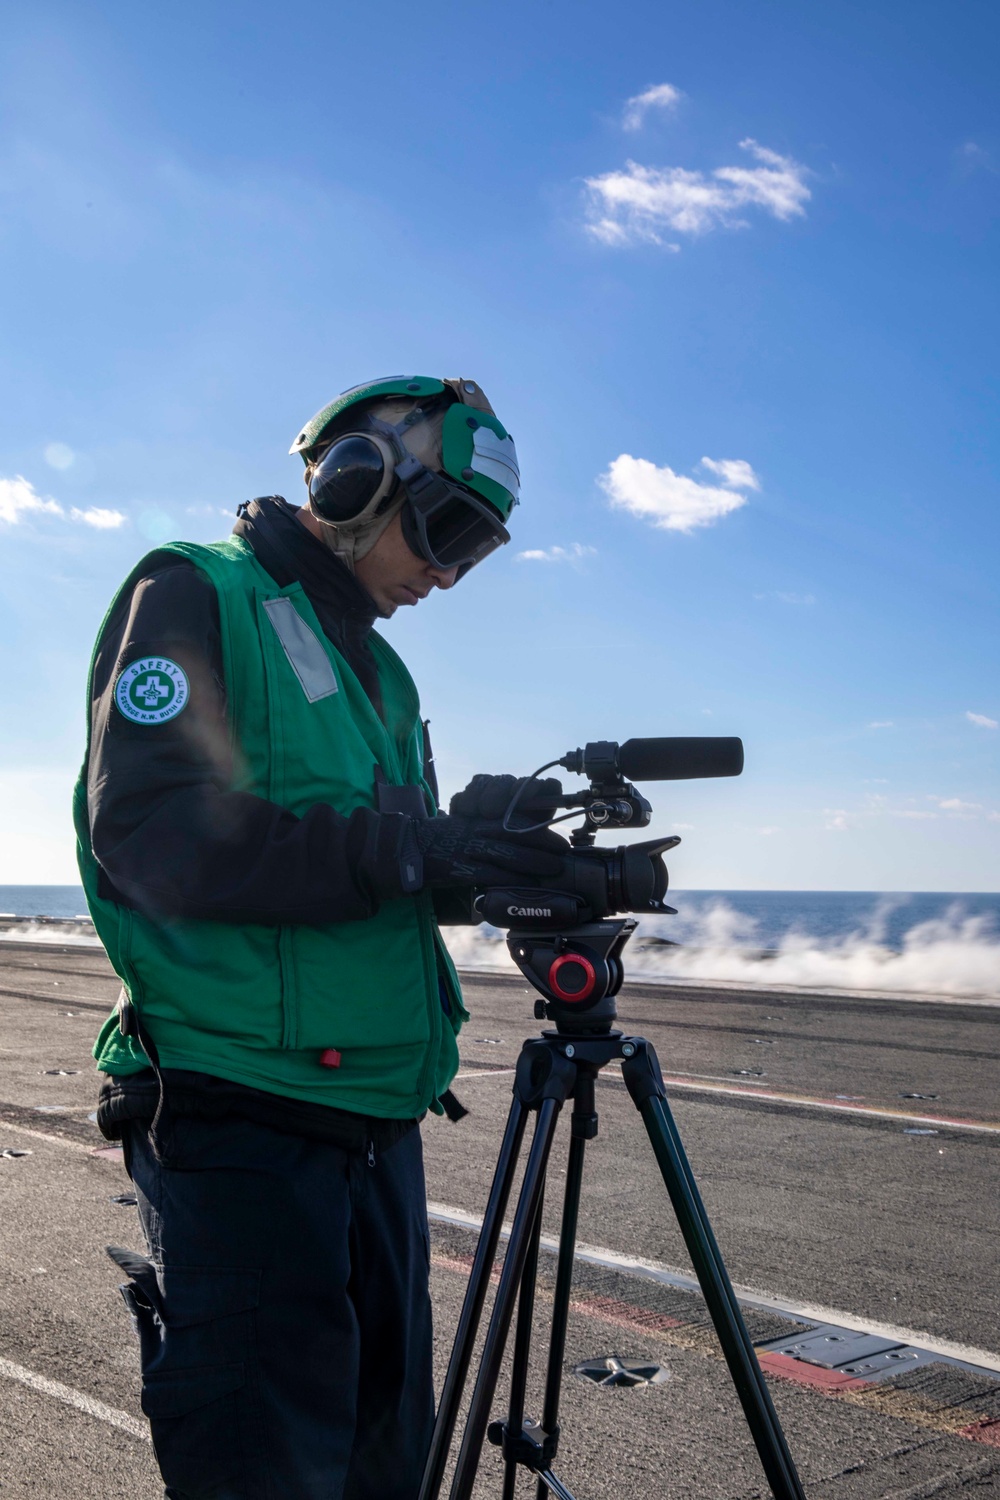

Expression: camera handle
xmin=500 ymin=757 xmax=653 ymax=841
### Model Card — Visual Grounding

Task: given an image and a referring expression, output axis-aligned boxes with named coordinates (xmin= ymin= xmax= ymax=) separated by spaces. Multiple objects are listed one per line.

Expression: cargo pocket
xmin=108 ymin=1245 xmax=165 ymax=1369
xmin=108 ymin=1248 xmax=266 ymax=1496
xmin=142 ymin=1361 xmax=250 ymax=1494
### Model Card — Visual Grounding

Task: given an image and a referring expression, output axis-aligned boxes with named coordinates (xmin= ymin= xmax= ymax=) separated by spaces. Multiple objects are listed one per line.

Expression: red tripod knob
xmin=547 ymin=952 xmax=597 ymax=1002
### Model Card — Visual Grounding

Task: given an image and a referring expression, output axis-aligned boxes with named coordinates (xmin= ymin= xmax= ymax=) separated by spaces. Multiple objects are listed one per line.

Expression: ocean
xmin=2 ymin=885 xmax=998 ymax=1000
xmin=0 ymin=886 xmax=93 ymax=919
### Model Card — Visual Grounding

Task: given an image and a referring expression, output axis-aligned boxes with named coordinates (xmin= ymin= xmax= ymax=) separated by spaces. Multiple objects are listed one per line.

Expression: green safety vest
xmin=74 ymin=537 xmax=466 ymax=1118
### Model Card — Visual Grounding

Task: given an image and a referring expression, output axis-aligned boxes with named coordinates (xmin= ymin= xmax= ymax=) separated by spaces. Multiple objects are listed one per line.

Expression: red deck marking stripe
xmin=432 ymin=1251 xmax=500 ymax=1283
xmin=429 ymin=1250 xmax=1000 ymax=1429
xmin=960 ymin=1418 xmax=1000 ymax=1447
xmin=568 ymin=1294 xmax=684 ymax=1335
xmin=756 ymin=1352 xmax=869 ymax=1391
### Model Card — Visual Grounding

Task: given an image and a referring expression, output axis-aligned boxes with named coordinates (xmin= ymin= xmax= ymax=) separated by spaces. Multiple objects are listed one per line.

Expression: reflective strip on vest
xmin=262 ymin=598 xmax=339 ymax=702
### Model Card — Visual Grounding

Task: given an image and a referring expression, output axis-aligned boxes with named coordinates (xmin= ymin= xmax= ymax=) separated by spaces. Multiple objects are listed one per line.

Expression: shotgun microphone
xmin=559 ymin=737 xmax=744 ymax=783
xmin=618 ymin=736 xmax=744 ymax=781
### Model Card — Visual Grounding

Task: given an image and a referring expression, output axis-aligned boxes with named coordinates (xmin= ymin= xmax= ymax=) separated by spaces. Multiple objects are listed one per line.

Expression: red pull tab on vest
xmin=319 ymin=1048 xmax=342 ymax=1069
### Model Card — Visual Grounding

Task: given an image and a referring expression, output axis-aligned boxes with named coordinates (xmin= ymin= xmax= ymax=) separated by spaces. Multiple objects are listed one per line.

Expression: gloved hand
xmin=449 ymin=773 xmax=564 ymax=827
xmin=409 ymin=814 xmax=570 ymax=890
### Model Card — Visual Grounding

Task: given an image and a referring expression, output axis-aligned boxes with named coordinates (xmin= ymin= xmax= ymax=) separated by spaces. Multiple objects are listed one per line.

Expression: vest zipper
xmin=367 ymin=1139 xmax=376 ymax=1168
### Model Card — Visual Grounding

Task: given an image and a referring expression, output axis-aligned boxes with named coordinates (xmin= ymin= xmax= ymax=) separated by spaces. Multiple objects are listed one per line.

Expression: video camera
xmin=474 ymin=736 xmax=743 ymax=1034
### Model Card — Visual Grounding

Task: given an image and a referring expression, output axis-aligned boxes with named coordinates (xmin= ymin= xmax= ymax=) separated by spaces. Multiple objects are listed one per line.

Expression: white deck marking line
xmin=657 ymin=1076 xmax=1000 ymax=1134
xmin=454 ymin=1065 xmax=1000 ymax=1135
xmin=0 ymin=1355 xmax=149 ymax=1441
xmin=454 ymin=1069 xmax=516 ymax=1080
xmin=427 ymin=1201 xmax=1000 ymax=1376
xmin=9 ymin=1095 xmax=996 ymax=1366
xmin=662 ymin=1070 xmax=770 ymax=1087
xmin=0 ymin=1118 xmax=93 ymax=1151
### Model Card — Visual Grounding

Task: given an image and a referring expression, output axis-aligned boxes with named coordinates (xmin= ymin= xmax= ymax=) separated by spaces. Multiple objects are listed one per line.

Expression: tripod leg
xmin=501 ymin=1194 xmax=545 ymax=1500
xmin=535 ymin=1072 xmax=594 ymax=1500
xmin=448 ymin=1096 xmax=564 ymax=1500
xmin=536 ymin=1472 xmax=576 ymax=1500
xmin=624 ymin=1047 xmax=806 ymax=1500
xmin=419 ymin=1094 xmax=530 ymax=1500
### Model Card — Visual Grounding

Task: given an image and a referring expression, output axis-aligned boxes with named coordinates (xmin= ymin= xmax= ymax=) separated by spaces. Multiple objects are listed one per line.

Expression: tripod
xmin=418 ymin=1024 xmax=806 ymax=1500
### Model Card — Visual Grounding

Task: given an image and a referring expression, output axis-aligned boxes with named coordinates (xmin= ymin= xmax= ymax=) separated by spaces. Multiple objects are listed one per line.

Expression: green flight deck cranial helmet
xmin=289 ymin=376 xmax=520 ymax=576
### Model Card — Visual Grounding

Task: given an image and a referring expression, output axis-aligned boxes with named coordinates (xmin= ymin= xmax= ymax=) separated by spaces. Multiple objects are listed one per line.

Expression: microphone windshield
xmin=618 ymin=737 xmax=744 ymax=782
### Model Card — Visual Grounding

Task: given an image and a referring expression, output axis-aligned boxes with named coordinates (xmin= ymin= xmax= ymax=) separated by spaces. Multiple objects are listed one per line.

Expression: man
xmin=74 ymin=375 xmax=567 ymax=1500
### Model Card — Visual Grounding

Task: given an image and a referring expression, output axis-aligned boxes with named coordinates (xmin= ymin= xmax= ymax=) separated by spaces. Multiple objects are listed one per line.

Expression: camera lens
xmin=619 ymin=844 xmax=670 ymax=911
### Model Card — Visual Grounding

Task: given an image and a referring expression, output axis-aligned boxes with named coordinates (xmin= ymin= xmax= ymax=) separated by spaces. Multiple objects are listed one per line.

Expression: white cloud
xmin=868 ymin=720 xmax=894 ymax=729
xmin=754 ymin=591 xmax=815 ymax=605
xmin=70 ymin=506 xmax=126 ymax=529
xmin=599 ymin=453 xmax=757 ymax=533
xmin=0 ymin=475 xmax=64 ymax=524
xmin=44 ymin=442 xmax=75 ymax=470
xmin=966 ymin=711 xmax=998 ymax=729
xmin=622 ymin=83 xmax=682 ymax=132
xmin=933 ymin=797 xmax=982 ymax=813
xmin=699 ymin=456 xmax=760 ymax=491
xmin=585 ymin=138 xmax=811 ymax=248
xmin=824 ymin=792 xmax=999 ymax=832
xmin=515 ymin=543 xmax=593 ymax=570
xmin=716 ymin=140 xmax=812 ymax=217
xmin=0 ymin=475 xmax=126 ymax=531
xmin=516 ymin=543 xmax=596 ymax=563
xmin=956 ymin=141 xmax=996 ymax=176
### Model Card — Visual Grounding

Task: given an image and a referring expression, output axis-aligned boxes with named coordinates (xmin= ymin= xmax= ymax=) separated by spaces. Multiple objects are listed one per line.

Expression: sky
xmin=1 ymin=0 xmax=998 ymax=891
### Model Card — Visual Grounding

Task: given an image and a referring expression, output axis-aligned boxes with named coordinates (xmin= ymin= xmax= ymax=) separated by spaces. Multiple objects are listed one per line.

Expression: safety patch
xmin=114 ymin=658 xmax=189 ymax=724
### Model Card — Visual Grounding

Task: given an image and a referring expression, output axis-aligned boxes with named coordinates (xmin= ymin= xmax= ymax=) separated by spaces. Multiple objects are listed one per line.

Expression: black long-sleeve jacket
xmin=88 ymin=496 xmax=418 ymax=923
xmin=92 ymin=496 xmax=432 ymax=1147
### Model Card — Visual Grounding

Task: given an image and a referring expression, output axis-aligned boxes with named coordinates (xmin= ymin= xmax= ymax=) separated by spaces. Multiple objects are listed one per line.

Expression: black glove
xmin=408 ymin=814 xmax=570 ymax=890
xmin=450 ymin=773 xmax=564 ymax=827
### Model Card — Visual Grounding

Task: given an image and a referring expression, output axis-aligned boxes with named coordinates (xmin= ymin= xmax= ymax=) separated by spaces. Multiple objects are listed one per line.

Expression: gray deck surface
xmin=2 ymin=941 xmax=998 ymax=1498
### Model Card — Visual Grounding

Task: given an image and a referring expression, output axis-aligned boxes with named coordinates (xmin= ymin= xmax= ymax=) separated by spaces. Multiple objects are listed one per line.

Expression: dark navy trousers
xmin=117 ymin=1116 xmax=435 ymax=1500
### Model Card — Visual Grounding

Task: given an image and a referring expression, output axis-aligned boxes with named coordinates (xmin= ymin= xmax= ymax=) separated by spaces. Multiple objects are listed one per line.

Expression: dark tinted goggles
xmin=397 ymin=458 xmax=510 ymax=578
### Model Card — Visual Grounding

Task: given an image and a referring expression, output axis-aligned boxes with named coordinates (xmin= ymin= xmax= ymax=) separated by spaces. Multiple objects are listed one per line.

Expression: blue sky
xmin=1 ymin=0 xmax=997 ymax=890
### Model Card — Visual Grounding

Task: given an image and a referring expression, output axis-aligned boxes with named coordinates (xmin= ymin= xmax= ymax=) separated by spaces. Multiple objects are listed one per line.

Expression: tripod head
xmin=475 ymin=735 xmax=744 ymax=1034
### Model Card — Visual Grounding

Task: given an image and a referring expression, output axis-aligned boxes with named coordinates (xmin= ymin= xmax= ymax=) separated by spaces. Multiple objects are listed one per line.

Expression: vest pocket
xmin=289 ymin=906 xmax=434 ymax=1050
xmin=127 ymin=919 xmax=289 ymax=1050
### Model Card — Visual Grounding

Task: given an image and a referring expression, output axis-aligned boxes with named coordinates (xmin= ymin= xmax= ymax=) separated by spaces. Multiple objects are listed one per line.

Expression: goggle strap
xmin=395 ymin=453 xmax=447 ymax=505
